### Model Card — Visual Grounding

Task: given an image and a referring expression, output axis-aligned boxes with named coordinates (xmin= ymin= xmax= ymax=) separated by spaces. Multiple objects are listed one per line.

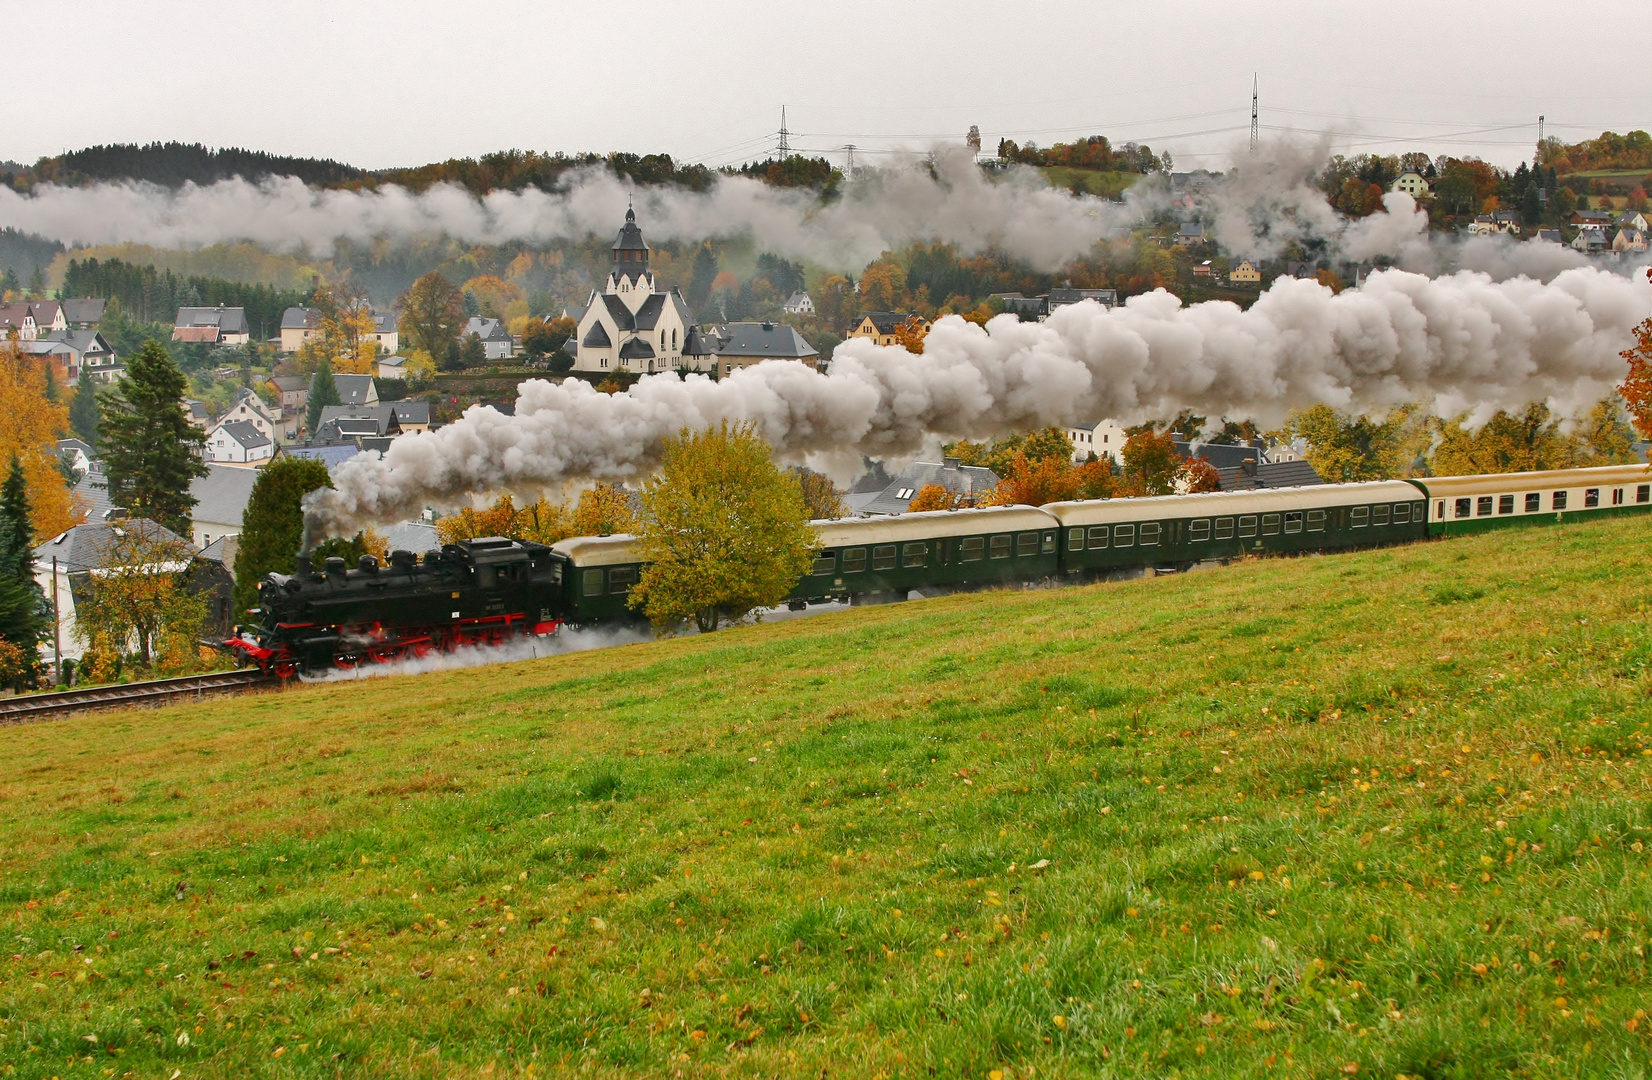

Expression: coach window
xmin=1139 ymin=523 xmax=1162 ymax=546
xmin=902 ymin=542 xmax=927 ymax=568
xmin=989 ymin=535 xmax=1012 ymax=559
xmin=958 ymin=537 xmax=985 ymax=562
xmin=1553 ymin=491 xmax=1568 ymax=510
xmin=1306 ymin=510 xmax=1326 ymax=532
xmin=1189 ymin=519 xmax=1211 ymax=541
xmin=1238 ymin=515 xmax=1258 ymax=538
xmin=811 ymin=553 xmax=836 ymax=576
xmin=1475 ymin=496 xmax=1492 ymax=516
xmin=1498 ymin=494 xmax=1515 ymax=514
xmin=1087 ymin=525 xmax=1109 ymax=549
xmin=1042 ymin=532 xmax=1057 ymax=553
xmin=608 ymin=566 xmax=637 ymax=594
xmin=1284 ymin=512 xmax=1303 ymax=535
xmin=1215 ymin=517 xmax=1235 ymax=539
xmin=1113 ymin=524 xmax=1135 ymax=547
xmin=1454 ymin=497 xmax=1472 ymax=518
xmin=1372 ymin=505 xmax=1390 ymax=526
xmin=582 ymin=569 xmax=604 ymax=597
xmin=841 ymin=547 xmax=867 ymax=573
xmin=1435 ymin=500 xmax=1445 ymax=520
xmin=1261 ymin=514 xmax=1280 ymax=536
xmin=1612 ymin=488 xmax=1624 ymax=506
xmin=1068 ymin=528 xmax=1084 ymax=551
xmin=1639 ymin=485 xmax=1650 ymax=504
xmin=1392 ymin=503 xmax=1409 ymax=524
xmin=1525 ymin=492 xmax=1541 ymax=512
xmin=1350 ymin=506 xmax=1369 ymax=527
xmin=1584 ymin=488 xmax=1599 ymax=508
xmin=1016 ymin=532 xmax=1040 ymax=556
xmin=872 ymin=545 xmax=897 ymax=570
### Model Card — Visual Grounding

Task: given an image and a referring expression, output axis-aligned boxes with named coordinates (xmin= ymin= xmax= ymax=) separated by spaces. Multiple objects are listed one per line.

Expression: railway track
xmin=0 ymin=669 xmax=281 ymax=725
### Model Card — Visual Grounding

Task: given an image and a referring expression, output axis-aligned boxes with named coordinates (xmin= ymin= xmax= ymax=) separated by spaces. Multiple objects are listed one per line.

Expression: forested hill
xmin=22 ymin=145 xmax=718 ymax=195
xmin=33 ymin=142 xmax=369 ymax=188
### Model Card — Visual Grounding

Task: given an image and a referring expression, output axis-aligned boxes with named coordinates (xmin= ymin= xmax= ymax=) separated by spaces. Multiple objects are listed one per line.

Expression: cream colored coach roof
xmin=809 ymin=506 xmax=1059 ymax=548
xmin=552 ymin=534 xmax=642 ymax=567
xmin=1411 ymin=464 xmax=1652 ymax=499
xmin=1042 ymin=480 xmax=1422 ymax=528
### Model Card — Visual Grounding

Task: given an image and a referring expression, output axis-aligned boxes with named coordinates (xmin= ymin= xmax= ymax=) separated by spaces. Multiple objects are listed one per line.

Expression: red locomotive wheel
xmin=273 ymin=660 xmax=298 ymax=679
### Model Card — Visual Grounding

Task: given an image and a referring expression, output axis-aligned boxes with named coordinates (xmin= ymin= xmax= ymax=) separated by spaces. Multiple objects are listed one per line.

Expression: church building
xmin=566 ymin=208 xmax=695 ymax=375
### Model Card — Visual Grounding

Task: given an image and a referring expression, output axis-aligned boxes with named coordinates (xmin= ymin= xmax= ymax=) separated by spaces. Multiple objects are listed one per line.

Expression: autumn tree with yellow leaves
xmin=1619 ymin=317 xmax=1652 ymax=441
xmin=0 ymin=342 xmax=77 ymax=539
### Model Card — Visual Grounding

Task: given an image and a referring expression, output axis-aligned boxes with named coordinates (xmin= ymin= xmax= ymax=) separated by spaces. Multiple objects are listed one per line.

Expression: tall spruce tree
xmin=231 ymin=457 xmax=332 ymax=618
xmin=69 ymin=371 xmax=100 ymax=448
xmin=306 ymin=357 xmax=341 ymax=434
xmin=98 ymin=339 xmax=208 ymax=535
xmin=0 ymin=457 xmax=46 ymax=685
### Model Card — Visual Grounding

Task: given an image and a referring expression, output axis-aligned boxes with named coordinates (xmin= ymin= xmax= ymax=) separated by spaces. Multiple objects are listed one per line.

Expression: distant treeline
xmin=995 ymin=134 xmax=1167 ymax=174
xmin=729 ymin=156 xmax=840 ymax=192
xmin=1539 ymin=130 xmax=1652 ymax=175
xmin=35 ymin=142 xmax=367 ymax=188
xmin=61 ymin=257 xmax=313 ymax=337
xmin=21 ymin=144 xmax=718 ymax=196
xmin=0 ymin=227 xmax=64 ymax=281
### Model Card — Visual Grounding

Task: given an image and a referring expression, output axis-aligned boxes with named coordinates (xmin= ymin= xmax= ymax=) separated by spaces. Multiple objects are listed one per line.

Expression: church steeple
xmin=611 ymin=202 xmax=650 ymax=284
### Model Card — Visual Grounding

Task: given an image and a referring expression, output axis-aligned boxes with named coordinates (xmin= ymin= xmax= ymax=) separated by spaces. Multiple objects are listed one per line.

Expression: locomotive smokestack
xmin=295 ymin=553 xmax=312 ymax=578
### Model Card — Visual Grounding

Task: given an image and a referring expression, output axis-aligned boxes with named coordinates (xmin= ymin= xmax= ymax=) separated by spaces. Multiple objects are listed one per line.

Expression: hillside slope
xmin=2 ymin=518 xmax=1651 ymax=1077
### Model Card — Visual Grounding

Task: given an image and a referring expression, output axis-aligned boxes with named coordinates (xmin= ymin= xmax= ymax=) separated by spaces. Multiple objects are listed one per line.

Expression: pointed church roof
xmin=612 ymin=206 xmax=649 ymax=253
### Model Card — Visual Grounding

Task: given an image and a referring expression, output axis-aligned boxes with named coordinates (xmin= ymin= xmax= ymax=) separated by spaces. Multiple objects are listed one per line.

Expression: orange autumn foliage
xmin=1620 ymin=317 xmax=1652 ymax=441
xmin=906 ymin=484 xmax=956 ymax=512
xmin=0 ymin=343 xmax=77 ymax=537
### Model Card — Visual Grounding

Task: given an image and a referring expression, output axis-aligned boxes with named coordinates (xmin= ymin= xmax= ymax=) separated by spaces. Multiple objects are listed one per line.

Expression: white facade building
xmin=1066 ymin=419 xmax=1130 ymax=464
xmin=568 ymin=208 xmax=695 ymax=375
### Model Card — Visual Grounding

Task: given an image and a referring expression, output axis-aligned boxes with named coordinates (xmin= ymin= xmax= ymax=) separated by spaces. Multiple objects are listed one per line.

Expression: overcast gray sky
xmin=13 ymin=0 xmax=1647 ymax=173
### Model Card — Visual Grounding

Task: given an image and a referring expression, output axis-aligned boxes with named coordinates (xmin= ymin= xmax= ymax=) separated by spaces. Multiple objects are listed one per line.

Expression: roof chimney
xmin=943 ymin=456 xmax=962 ymax=468
xmin=1241 ymin=458 xmax=1258 ymax=476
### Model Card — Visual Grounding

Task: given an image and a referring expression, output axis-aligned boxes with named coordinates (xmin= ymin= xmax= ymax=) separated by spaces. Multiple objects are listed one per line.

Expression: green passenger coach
xmin=549 ymin=534 xmax=646 ymax=623
xmin=1408 ymin=465 xmax=1652 ymax=537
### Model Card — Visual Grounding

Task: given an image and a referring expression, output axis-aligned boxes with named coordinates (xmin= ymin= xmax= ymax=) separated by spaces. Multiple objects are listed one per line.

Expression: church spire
xmin=611 ymin=204 xmax=650 ymax=284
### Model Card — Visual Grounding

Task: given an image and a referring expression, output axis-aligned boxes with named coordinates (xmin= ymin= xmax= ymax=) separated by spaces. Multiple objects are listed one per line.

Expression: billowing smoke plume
xmin=307 ymin=265 xmax=1651 ymax=537
xmin=0 ymin=148 xmax=1139 ymax=273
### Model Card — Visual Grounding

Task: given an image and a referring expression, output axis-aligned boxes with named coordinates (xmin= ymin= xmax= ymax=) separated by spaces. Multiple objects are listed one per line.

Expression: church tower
xmin=609 ymin=205 xmax=652 ymax=292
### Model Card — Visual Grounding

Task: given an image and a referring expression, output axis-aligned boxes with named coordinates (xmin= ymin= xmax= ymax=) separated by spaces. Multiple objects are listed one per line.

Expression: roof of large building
xmin=315 ymin=402 xmax=429 ymax=432
xmin=40 ymin=328 xmax=110 ymax=355
xmin=174 ymin=306 xmax=249 ymax=333
xmin=618 ymin=337 xmax=656 ymax=359
xmin=701 ymin=321 xmax=818 ymax=360
xmin=856 ymin=311 xmax=917 ymax=335
xmin=279 ymin=444 xmax=361 ymax=471
xmin=463 ymin=317 xmax=512 ymax=342
xmin=861 ymin=459 xmax=1001 ymax=516
xmin=583 ymin=319 xmax=613 ymax=348
xmin=612 ymin=206 xmax=649 ymax=253
xmin=33 ymin=518 xmax=195 ymax=575
xmin=197 ymin=533 xmax=239 ymax=569
xmin=280 ymin=306 xmax=322 ymax=331
xmin=1215 ymin=459 xmax=1326 ymax=491
xmin=1177 ymin=439 xmax=1264 ymax=471
xmin=191 ymin=463 xmax=261 ymax=527
xmin=383 ymin=520 xmax=441 ymax=554
xmin=0 ymin=300 xmax=61 ymax=329
xmin=213 ymin=419 xmax=271 ymax=450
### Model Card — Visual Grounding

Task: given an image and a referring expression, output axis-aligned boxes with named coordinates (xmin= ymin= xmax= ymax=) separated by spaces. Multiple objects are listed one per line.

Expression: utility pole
xmin=1536 ymin=114 xmax=1545 ymax=166
xmin=778 ymin=106 xmax=790 ymax=157
xmin=51 ymin=556 xmax=59 ymax=686
xmin=1250 ymin=74 xmax=1259 ymax=154
xmin=843 ymin=144 xmax=856 ymax=178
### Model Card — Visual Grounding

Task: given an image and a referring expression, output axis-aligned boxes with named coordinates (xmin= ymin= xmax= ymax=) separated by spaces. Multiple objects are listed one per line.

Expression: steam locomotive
xmin=226 ymin=463 xmax=1652 ymax=678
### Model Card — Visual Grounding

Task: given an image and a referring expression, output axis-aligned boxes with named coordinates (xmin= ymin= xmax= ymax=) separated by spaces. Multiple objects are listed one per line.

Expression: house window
xmin=871 ymin=545 xmax=897 ymax=571
xmin=896 ymin=488 xmax=915 ymax=500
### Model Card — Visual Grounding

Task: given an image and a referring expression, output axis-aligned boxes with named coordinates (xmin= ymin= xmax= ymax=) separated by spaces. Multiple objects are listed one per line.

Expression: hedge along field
xmin=1 ymin=515 xmax=1651 ymax=1079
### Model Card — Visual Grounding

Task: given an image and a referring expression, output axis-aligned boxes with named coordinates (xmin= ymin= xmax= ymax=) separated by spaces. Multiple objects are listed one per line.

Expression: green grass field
xmin=3 ymin=516 xmax=1651 ymax=1078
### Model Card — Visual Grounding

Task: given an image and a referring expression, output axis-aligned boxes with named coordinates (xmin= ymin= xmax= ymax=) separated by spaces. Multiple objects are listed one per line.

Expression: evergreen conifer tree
xmin=0 ymin=457 xmax=46 ymax=685
xmin=98 ymin=340 xmax=208 ymax=536
xmin=306 ymin=357 xmax=341 ymax=433
xmin=231 ymin=457 xmax=332 ymax=618
xmin=69 ymin=371 xmax=100 ymax=448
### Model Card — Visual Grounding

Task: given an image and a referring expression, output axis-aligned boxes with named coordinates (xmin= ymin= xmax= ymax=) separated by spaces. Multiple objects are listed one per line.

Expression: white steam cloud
xmin=307 ymin=266 xmax=1652 ymax=537
xmin=0 ymin=148 xmax=1134 ymax=273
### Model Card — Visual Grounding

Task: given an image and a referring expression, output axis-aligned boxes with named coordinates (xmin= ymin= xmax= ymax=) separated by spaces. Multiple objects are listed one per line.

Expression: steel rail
xmin=0 ymin=669 xmax=280 ymax=725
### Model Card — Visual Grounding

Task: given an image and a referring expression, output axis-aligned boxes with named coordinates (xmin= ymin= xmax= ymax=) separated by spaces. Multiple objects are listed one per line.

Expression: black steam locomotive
xmin=227 ymin=538 xmax=565 ymax=677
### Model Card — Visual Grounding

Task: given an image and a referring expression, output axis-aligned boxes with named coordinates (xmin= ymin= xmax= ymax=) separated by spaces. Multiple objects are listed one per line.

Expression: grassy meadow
xmin=2 ymin=516 xmax=1651 ymax=1078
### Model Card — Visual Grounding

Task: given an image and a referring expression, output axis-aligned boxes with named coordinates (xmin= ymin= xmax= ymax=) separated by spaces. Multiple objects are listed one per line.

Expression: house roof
xmin=334 ymin=373 xmax=376 ymax=406
xmin=60 ymin=298 xmax=105 ymax=325
xmin=213 ymin=419 xmax=271 ymax=449
xmin=1176 ymin=222 xmax=1205 ymax=237
xmin=857 ymin=311 xmax=915 ymax=335
xmin=1177 ymin=440 xmax=1263 ymax=470
xmin=171 ymin=325 xmax=224 ymax=343
xmin=280 ymin=306 xmax=322 ymax=331
xmin=784 ymin=292 xmax=812 ymax=308
xmin=682 ymin=325 xmax=719 ymax=356
xmin=1215 ymin=459 xmax=1326 ymax=491
xmin=598 ymin=294 xmax=635 ymax=332
xmin=33 ymin=518 xmax=196 ymax=575
xmin=562 ymin=302 xmax=589 ymax=324
xmin=191 ymin=463 xmax=261 ymax=528
xmin=271 ymin=375 xmax=308 ymax=392
xmin=1047 ymin=288 xmax=1117 ymax=307
xmin=372 ymin=312 xmax=395 ymax=334
xmin=611 ymin=206 xmax=649 ymax=253
xmin=631 ymin=293 xmax=666 ymax=330
xmin=57 ymin=438 xmax=93 ymax=457
xmin=618 ymin=337 xmax=656 ymax=359
xmin=175 ymin=306 xmax=249 ymax=333
xmin=0 ymin=300 xmax=61 ymax=329
xmin=382 ymin=520 xmax=441 ymax=554
xmin=703 ymin=322 xmax=818 ymax=360
xmin=463 ymin=317 xmax=511 ymax=342
xmin=40 ymin=328 xmax=110 ymax=356
xmin=377 ymin=354 xmax=407 ymax=368
xmin=861 ymin=460 xmax=1001 ymax=516
xmin=315 ymin=402 xmax=429 ymax=432
xmin=71 ymin=462 xmax=115 ymax=522
xmin=1572 ymin=210 xmax=1612 ymax=223
xmin=197 ymin=533 xmax=239 ymax=568
xmin=279 ymin=444 xmax=361 ymax=472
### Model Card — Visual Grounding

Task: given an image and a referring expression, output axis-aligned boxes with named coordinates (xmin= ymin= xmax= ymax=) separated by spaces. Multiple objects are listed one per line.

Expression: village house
xmin=334 ymin=373 xmax=378 ymax=407
xmin=847 ymin=311 xmax=930 ymax=345
xmin=189 ymin=463 xmax=261 ymax=550
xmin=1228 ymin=259 xmax=1262 ymax=285
xmin=216 ymin=385 xmax=291 ymax=445
xmin=36 ymin=329 xmax=119 ymax=381
xmin=1391 ymin=171 xmax=1431 ymax=198
xmin=683 ymin=321 xmax=819 ymax=377
xmin=270 ymin=374 xmax=308 ymax=415
xmin=1174 ymin=222 xmax=1207 ymax=247
xmin=60 ymin=298 xmax=106 ymax=328
xmin=1572 ymin=227 xmax=1610 ymax=254
xmin=1066 ymin=419 xmax=1129 ymax=464
xmin=203 ymin=419 xmax=273 ymax=464
xmin=782 ymin=292 xmax=814 ymax=315
xmin=1613 ymin=228 xmax=1648 ymax=254
xmin=172 ymin=305 xmax=250 ymax=346
xmin=565 ymin=209 xmax=695 ymax=375
xmin=1569 ymin=209 xmax=1614 ymax=230
xmin=0 ymin=299 xmax=66 ymax=341
xmin=1615 ymin=210 xmax=1649 ymax=233
xmin=462 ymin=317 xmax=514 ymax=361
